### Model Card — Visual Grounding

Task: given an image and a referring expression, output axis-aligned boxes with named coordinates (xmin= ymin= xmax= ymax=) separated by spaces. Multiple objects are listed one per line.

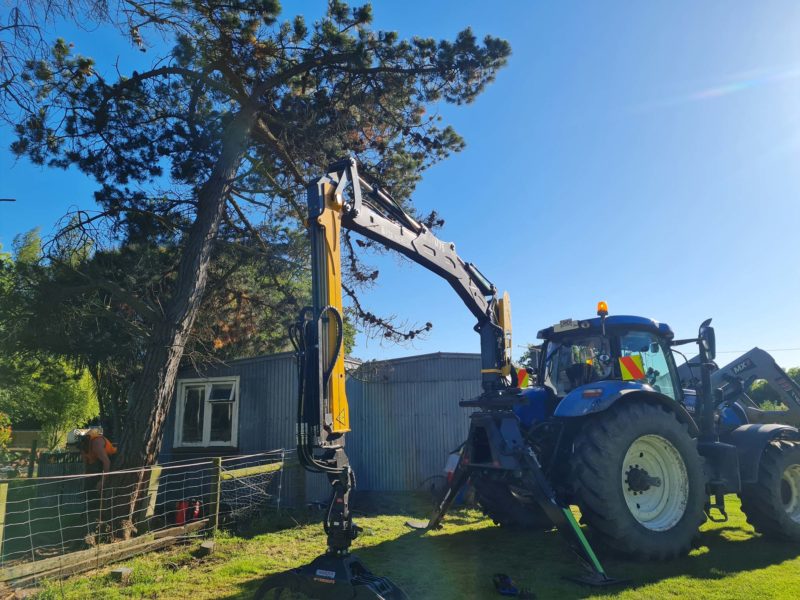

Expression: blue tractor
xmin=468 ymin=305 xmax=800 ymax=560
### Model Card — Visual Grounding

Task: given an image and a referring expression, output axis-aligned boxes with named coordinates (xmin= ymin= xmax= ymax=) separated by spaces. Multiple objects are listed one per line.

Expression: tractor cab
xmin=514 ymin=304 xmax=688 ymax=430
xmin=537 ymin=314 xmax=681 ymax=401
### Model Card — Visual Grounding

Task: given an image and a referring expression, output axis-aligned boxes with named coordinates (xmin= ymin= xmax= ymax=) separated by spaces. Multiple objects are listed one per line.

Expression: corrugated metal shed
xmin=343 ymin=353 xmax=480 ymax=493
xmin=161 ymin=351 xmax=482 ymax=502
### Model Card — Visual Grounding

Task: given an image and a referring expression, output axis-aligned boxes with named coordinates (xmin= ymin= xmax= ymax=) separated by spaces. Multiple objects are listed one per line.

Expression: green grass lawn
xmin=36 ymin=494 xmax=800 ymax=599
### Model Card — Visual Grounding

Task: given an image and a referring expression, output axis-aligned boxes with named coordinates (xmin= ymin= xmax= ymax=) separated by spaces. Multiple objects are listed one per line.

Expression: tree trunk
xmin=89 ymin=362 xmax=122 ymax=438
xmin=109 ymin=106 xmax=257 ymax=533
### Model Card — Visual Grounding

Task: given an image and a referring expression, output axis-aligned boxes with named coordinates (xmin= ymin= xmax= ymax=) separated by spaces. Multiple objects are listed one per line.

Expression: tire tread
xmin=739 ymin=440 xmax=800 ymax=542
xmin=570 ymin=401 xmax=706 ymax=560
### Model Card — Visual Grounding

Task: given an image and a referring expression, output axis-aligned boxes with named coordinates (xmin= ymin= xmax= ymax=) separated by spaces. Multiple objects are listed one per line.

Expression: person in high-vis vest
xmin=68 ymin=429 xmax=118 ymax=491
xmin=79 ymin=430 xmax=117 ymax=474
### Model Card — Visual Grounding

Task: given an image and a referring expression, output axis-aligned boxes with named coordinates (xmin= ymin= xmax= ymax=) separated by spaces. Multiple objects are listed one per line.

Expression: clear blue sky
xmin=2 ymin=1 xmax=800 ymax=368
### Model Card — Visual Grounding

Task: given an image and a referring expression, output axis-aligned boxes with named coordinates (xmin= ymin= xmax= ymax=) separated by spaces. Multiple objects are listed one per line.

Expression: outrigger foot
xmin=562 ymin=570 xmax=628 ymax=588
xmin=255 ymin=553 xmax=409 ymax=600
xmin=404 ymin=519 xmax=431 ymax=530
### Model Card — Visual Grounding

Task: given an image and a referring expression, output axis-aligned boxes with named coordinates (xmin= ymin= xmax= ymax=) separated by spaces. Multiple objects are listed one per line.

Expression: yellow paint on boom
xmin=316 ymin=183 xmax=350 ymax=433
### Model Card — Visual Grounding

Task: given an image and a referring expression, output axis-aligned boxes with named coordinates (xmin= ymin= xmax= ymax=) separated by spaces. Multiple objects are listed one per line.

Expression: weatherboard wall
xmin=160 ymin=352 xmax=299 ymax=459
xmin=160 ymin=352 xmax=482 ymax=501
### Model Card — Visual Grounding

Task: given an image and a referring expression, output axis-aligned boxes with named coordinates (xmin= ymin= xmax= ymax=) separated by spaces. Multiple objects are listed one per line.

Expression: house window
xmin=175 ymin=377 xmax=239 ymax=448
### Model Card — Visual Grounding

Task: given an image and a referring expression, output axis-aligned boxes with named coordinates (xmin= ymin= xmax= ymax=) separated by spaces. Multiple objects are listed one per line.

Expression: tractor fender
xmin=554 ymin=380 xmax=699 ymax=436
xmin=723 ymin=423 xmax=800 ymax=483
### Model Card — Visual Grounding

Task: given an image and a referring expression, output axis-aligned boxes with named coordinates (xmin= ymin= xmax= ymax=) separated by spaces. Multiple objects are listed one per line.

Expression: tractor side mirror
xmin=698 ymin=319 xmax=716 ymax=361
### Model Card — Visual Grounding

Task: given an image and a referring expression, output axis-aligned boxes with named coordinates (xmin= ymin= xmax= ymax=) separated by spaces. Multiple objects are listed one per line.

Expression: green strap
xmin=561 ymin=507 xmax=606 ymax=575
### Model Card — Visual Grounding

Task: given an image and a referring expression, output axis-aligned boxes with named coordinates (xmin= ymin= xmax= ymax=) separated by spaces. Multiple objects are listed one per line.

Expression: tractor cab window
xmin=544 ymin=335 xmax=613 ymax=395
xmin=619 ymin=331 xmax=677 ymax=400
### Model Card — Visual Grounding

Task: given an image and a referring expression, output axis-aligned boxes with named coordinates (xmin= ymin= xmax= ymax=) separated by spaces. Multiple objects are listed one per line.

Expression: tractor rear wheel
xmin=473 ymin=478 xmax=552 ymax=530
xmin=570 ymin=402 xmax=706 ymax=560
xmin=740 ymin=440 xmax=800 ymax=542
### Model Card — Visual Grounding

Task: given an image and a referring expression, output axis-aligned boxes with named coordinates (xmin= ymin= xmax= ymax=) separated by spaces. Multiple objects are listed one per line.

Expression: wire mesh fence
xmin=0 ymin=449 xmax=297 ymax=588
xmin=219 ymin=451 xmax=288 ymax=521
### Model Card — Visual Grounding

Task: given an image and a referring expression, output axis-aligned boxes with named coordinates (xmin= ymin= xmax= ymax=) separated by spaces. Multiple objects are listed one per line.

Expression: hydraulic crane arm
xmin=331 ymin=157 xmax=512 ymax=384
xmin=285 ymin=157 xmax=514 ymax=597
xmin=333 ymin=162 xmax=496 ymax=323
xmin=302 ymin=157 xmax=513 ymax=445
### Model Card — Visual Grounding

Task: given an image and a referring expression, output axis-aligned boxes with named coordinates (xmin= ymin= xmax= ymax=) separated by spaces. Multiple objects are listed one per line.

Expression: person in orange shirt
xmin=68 ymin=429 xmax=117 ymax=491
xmin=78 ymin=430 xmax=117 ymax=474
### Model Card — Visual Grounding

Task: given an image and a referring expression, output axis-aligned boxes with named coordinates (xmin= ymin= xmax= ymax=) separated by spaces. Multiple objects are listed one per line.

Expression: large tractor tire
xmin=570 ymin=402 xmax=706 ymax=560
xmin=739 ymin=440 xmax=800 ymax=542
xmin=473 ymin=478 xmax=552 ymax=530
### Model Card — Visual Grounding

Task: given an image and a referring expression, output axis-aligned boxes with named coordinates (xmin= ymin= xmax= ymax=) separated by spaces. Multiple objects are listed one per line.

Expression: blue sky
xmin=2 ymin=1 xmax=800 ymax=368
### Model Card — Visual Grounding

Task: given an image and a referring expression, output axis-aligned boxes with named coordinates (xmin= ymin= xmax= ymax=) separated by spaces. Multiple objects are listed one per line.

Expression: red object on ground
xmin=175 ymin=500 xmax=188 ymax=525
xmin=189 ymin=499 xmax=202 ymax=521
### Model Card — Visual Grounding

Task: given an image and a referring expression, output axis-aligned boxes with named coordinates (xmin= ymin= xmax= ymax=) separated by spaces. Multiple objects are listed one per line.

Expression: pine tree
xmin=9 ymin=1 xmax=510 ymax=526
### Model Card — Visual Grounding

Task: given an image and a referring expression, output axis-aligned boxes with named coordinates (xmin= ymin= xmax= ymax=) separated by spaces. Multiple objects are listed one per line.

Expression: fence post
xmin=145 ymin=466 xmax=162 ymax=520
xmin=0 ymin=481 xmax=8 ymax=559
xmin=208 ymin=458 xmax=222 ymax=534
xmin=276 ymin=449 xmax=285 ymax=513
xmin=26 ymin=440 xmax=37 ymax=478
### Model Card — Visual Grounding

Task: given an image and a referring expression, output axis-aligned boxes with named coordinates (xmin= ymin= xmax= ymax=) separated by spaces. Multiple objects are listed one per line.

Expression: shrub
xmin=0 ymin=412 xmax=11 ymax=450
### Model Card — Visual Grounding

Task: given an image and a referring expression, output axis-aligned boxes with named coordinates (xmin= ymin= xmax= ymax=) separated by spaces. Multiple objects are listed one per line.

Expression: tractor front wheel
xmin=740 ymin=440 xmax=800 ymax=542
xmin=571 ymin=402 xmax=706 ymax=560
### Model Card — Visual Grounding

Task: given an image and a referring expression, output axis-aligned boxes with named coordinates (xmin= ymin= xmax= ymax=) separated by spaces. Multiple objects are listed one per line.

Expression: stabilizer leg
xmin=406 ymin=457 xmax=470 ymax=530
xmin=517 ymin=449 xmax=624 ymax=587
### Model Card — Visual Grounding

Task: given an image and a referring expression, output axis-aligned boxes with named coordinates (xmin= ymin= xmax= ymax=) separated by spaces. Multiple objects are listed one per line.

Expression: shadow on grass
xmin=227 ymin=492 xmax=439 ymax=542
xmin=590 ymin=528 xmax=800 ymax=598
xmin=217 ymin=515 xmax=800 ymax=600
xmin=223 ymin=508 xmax=321 ymax=540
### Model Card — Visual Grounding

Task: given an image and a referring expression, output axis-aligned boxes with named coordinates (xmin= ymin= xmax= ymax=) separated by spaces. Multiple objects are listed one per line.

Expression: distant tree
xmin=0 ymin=231 xmax=40 ymax=393
xmin=748 ymin=379 xmax=778 ymax=407
xmin=0 ymin=246 xmax=15 ymax=407
xmin=0 ymin=234 xmax=99 ymax=447
xmin=0 ymin=357 xmax=99 ymax=448
xmin=518 ymin=344 xmax=541 ymax=371
xmin=1 ymin=225 xmax=310 ymax=438
xmin=0 ymin=412 xmax=11 ymax=455
xmin=747 ymin=366 xmax=800 ymax=410
xmin=12 ymin=228 xmax=42 ymax=263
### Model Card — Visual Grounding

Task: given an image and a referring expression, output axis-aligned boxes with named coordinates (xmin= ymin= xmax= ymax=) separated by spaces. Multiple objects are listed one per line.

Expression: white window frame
xmin=174 ymin=376 xmax=240 ymax=448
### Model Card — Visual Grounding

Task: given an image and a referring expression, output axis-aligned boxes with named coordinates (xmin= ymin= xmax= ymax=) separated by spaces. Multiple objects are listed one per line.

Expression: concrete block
xmin=110 ymin=567 xmax=133 ymax=584
xmin=197 ymin=541 xmax=215 ymax=557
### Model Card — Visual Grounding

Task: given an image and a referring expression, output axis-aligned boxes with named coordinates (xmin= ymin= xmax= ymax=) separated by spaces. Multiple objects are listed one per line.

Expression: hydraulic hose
xmin=289 ymin=312 xmax=313 ymax=470
xmin=291 ymin=305 xmax=346 ymax=475
xmin=320 ymin=305 xmax=344 ymax=392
